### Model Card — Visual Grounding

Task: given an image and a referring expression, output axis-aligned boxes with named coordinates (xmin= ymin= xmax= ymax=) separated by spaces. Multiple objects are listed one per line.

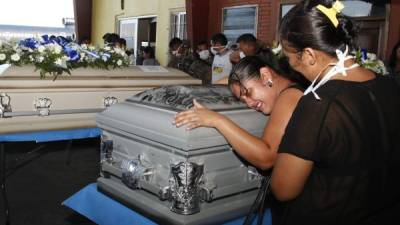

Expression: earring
xmin=267 ymin=79 xmax=273 ymax=87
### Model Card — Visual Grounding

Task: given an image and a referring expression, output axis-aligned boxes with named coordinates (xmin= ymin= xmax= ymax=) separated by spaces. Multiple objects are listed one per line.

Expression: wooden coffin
xmin=0 ymin=65 xmax=201 ymax=134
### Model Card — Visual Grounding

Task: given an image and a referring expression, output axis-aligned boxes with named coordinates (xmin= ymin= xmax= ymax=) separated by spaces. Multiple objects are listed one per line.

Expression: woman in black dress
xmin=271 ymin=1 xmax=400 ymax=225
xmin=174 ymin=53 xmax=307 ymax=170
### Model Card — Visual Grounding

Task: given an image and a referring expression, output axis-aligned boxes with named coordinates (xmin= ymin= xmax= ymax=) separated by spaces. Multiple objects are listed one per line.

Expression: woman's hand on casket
xmin=173 ymin=99 xmax=227 ymax=130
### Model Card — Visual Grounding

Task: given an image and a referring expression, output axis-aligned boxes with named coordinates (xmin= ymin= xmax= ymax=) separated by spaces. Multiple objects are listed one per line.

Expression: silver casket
xmin=96 ymin=85 xmax=268 ymax=225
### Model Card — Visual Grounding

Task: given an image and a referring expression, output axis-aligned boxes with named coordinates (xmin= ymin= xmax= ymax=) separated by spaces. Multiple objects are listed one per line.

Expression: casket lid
xmin=97 ymin=85 xmax=267 ymax=151
xmin=127 ymin=85 xmax=247 ymax=112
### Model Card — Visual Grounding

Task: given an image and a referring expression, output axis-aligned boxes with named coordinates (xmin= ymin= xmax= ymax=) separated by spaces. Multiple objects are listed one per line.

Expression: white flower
xmin=115 ymin=48 xmax=126 ymax=56
xmin=0 ymin=54 xmax=6 ymax=61
xmin=11 ymin=53 xmax=20 ymax=61
xmin=102 ymin=56 xmax=108 ymax=62
xmin=81 ymin=44 xmax=88 ymax=50
xmin=55 ymin=58 xmax=62 ymax=65
xmin=117 ymin=59 xmax=122 ymax=66
xmin=104 ymin=46 xmax=111 ymax=51
xmin=29 ymin=55 xmax=34 ymax=62
xmin=38 ymin=45 xmax=45 ymax=53
xmin=36 ymin=56 xmax=44 ymax=63
xmin=54 ymin=45 xmax=63 ymax=54
xmin=367 ymin=53 xmax=377 ymax=61
xmin=54 ymin=57 xmax=68 ymax=68
xmin=89 ymin=45 xmax=96 ymax=51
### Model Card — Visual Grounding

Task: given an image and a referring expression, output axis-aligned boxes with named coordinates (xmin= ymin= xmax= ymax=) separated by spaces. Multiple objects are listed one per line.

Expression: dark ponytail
xmin=228 ymin=53 xmax=309 ymax=88
xmin=280 ymin=0 xmax=358 ymax=57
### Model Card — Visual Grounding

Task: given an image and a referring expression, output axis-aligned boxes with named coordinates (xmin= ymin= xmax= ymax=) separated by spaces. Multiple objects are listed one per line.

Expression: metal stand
xmin=1 ymin=143 xmax=11 ymax=225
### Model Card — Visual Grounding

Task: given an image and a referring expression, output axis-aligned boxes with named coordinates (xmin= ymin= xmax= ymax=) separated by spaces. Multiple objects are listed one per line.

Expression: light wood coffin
xmin=0 ymin=66 xmax=201 ymax=134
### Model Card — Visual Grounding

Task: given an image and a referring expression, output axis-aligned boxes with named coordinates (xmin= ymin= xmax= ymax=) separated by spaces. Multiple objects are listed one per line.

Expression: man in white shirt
xmin=210 ymin=33 xmax=233 ymax=84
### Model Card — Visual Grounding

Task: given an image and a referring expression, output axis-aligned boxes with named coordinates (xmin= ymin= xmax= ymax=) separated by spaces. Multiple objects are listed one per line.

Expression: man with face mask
xmin=196 ymin=41 xmax=211 ymax=62
xmin=167 ymin=37 xmax=185 ymax=68
xmin=186 ymin=41 xmax=213 ymax=84
xmin=210 ymin=33 xmax=233 ymax=84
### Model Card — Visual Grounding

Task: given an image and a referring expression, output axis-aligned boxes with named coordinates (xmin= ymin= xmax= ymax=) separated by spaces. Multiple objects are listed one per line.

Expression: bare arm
xmin=271 ymin=153 xmax=313 ymax=201
xmin=173 ymin=88 xmax=302 ymax=170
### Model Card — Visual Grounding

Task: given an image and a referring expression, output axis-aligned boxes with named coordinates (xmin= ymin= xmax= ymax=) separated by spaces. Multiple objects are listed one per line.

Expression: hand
xmin=173 ymin=99 xmax=224 ymax=130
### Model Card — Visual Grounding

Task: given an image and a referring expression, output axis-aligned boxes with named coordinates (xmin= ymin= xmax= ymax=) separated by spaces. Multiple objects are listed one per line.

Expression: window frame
xmin=221 ymin=4 xmax=259 ymax=41
xmin=170 ymin=11 xmax=187 ymax=40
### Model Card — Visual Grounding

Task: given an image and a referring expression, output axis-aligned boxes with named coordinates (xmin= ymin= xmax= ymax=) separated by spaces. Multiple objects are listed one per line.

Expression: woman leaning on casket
xmin=173 ymin=50 xmax=308 ymax=171
xmin=270 ymin=0 xmax=400 ymax=225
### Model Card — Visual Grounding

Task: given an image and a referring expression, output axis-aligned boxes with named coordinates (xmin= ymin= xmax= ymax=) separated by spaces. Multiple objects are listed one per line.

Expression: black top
xmin=274 ymin=76 xmax=400 ymax=225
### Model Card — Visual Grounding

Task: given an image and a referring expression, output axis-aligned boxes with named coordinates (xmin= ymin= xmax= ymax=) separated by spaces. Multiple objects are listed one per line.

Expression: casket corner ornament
xmin=0 ymin=93 xmax=12 ymax=118
xmin=103 ymin=96 xmax=118 ymax=108
xmin=168 ymin=161 xmax=204 ymax=215
xmin=33 ymin=97 xmax=52 ymax=116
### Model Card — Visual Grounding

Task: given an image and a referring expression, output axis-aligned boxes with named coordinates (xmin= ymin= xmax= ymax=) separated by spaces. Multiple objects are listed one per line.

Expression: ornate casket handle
xmin=34 ymin=97 xmax=52 ymax=116
xmin=0 ymin=93 xmax=11 ymax=118
xmin=103 ymin=96 xmax=118 ymax=108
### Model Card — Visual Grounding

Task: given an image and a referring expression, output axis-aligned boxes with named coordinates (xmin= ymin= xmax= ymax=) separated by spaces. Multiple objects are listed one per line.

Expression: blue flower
xmin=19 ymin=38 xmax=39 ymax=49
xmin=64 ymin=46 xmax=80 ymax=62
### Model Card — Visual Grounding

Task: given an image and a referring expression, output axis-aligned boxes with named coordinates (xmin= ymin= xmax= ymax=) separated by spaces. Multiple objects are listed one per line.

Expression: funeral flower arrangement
xmin=354 ymin=49 xmax=388 ymax=75
xmin=271 ymin=41 xmax=388 ymax=75
xmin=0 ymin=35 xmax=131 ymax=79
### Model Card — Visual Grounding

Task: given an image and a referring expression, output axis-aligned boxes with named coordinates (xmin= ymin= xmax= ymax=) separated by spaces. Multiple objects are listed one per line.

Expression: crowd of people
xmin=174 ymin=0 xmax=400 ymax=225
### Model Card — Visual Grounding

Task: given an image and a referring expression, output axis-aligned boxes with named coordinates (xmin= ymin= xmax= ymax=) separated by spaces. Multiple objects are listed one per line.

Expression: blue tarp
xmin=63 ymin=183 xmax=272 ymax=225
xmin=0 ymin=128 xmax=101 ymax=143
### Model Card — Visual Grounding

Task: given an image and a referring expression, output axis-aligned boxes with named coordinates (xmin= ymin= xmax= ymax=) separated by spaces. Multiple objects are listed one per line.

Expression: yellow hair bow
xmin=316 ymin=0 xmax=345 ymax=28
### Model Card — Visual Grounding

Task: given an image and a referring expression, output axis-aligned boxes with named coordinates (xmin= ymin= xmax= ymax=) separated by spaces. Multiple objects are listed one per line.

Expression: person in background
xmin=142 ymin=46 xmax=160 ymax=66
xmin=115 ymin=38 xmax=127 ymax=50
xmin=167 ymin=37 xmax=184 ymax=68
xmin=230 ymin=33 xmax=271 ymax=65
xmin=185 ymin=41 xmax=213 ymax=84
xmin=270 ymin=1 xmax=400 ymax=224
xmin=196 ymin=41 xmax=212 ymax=63
xmin=388 ymin=40 xmax=400 ymax=75
xmin=210 ymin=33 xmax=233 ymax=84
xmin=102 ymin=33 xmax=120 ymax=47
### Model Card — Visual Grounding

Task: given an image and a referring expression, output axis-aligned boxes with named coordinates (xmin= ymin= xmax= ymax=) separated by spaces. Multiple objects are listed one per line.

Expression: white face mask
xmin=210 ymin=47 xmax=218 ymax=55
xmin=172 ymin=50 xmax=181 ymax=58
xmin=210 ymin=45 xmax=227 ymax=55
xmin=198 ymin=50 xmax=210 ymax=60
xmin=239 ymin=51 xmax=246 ymax=59
xmin=304 ymin=46 xmax=359 ymax=100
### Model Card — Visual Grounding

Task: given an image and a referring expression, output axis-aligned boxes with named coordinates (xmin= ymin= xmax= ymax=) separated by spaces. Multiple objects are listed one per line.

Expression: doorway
xmin=118 ymin=16 xmax=157 ymax=64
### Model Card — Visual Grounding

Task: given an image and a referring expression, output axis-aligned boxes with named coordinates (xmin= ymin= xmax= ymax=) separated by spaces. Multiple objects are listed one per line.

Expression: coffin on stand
xmin=96 ymin=85 xmax=268 ymax=225
xmin=0 ymin=66 xmax=201 ymax=134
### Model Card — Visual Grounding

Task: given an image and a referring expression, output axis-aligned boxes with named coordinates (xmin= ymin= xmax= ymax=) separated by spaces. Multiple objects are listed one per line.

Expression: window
xmin=118 ymin=18 xmax=138 ymax=56
xmin=280 ymin=0 xmax=386 ymax=18
xmin=222 ymin=5 xmax=258 ymax=43
xmin=170 ymin=12 xmax=187 ymax=40
xmin=279 ymin=0 xmax=389 ymax=58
